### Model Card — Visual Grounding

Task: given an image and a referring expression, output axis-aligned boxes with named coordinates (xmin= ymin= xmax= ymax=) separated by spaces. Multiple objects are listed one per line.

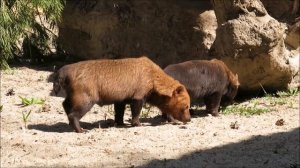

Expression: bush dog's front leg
xmin=114 ymin=102 xmax=126 ymax=126
xmin=130 ymin=99 xmax=144 ymax=126
xmin=204 ymin=92 xmax=222 ymax=116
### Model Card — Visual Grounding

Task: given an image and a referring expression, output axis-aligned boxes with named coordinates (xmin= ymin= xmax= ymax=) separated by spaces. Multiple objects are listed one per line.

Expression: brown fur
xmin=52 ymin=57 xmax=190 ymax=132
xmin=210 ymin=59 xmax=240 ymax=103
xmin=164 ymin=59 xmax=239 ymax=117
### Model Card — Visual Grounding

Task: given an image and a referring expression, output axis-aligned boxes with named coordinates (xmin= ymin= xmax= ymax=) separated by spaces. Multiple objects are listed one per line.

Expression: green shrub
xmin=220 ymin=104 xmax=270 ymax=116
xmin=277 ymin=87 xmax=300 ymax=97
xmin=0 ymin=0 xmax=65 ymax=69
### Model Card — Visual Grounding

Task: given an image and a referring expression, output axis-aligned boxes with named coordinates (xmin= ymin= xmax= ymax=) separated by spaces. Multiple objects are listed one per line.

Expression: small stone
xmin=6 ymin=88 xmax=15 ymax=96
xmin=275 ymin=119 xmax=285 ymax=126
xmin=230 ymin=121 xmax=239 ymax=129
xmin=42 ymin=104 xmax=51 ymax=112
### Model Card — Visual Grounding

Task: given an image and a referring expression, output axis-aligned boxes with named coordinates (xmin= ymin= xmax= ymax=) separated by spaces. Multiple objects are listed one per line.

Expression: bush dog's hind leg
xmin=114 ymin=102 xmax=126 ymax=126
xmin=130 ymin=99 xmax=144 ymax=126
xmin=63 ymin=96 xmax=93 ymax=133
xmin=204 ymin=92 xmax=222 ymax=116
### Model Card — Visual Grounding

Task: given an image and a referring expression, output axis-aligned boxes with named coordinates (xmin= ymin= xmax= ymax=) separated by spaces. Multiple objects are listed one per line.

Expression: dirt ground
xmin=1 ymin=66 xmax=299 ymax=168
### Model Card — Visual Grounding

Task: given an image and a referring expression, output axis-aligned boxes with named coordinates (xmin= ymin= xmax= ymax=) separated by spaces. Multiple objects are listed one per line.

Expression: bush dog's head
xmin=49 ymin=68 xmax=68 ymax=97
xmin=152 ymin=75 xmax=191 ymax=123
xmin=226 ymin=73 xmax=240 ymax=102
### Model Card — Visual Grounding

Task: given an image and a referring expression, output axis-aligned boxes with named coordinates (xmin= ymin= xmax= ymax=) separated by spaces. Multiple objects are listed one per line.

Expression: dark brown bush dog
xmin=51 ymin=57 xmax=191 ymax=132
xmin=164 ymin=59 xmax=239 ymax=117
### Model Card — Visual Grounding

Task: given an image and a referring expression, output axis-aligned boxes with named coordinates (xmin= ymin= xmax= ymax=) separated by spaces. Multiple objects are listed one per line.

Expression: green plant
xmin=222 ymin=84 xmax=299 ymax=115
xmin=221 ymin=104 xmax=269 ymax=116
xmin=270 ymin=98 xmax=286 ymax=106
xmin=277 ymin=87 xmax=300 ymax=97
xmin=0 ymin=0 xmax=65 ymax=69
xmin=19 ymin=96 xmax=45 ymax=106
xmin=22 ymin=110 xmax=32 ymax=128
xmin=0 ymin=105 xmax=3 ymax=112
xmin=141 ymin=104 xmax=152 ymax=118
xmin=288 ymin=101 xmax=297 ymax=109
xmin=2 ymin=67 xmax=17 ymax=75
xmin=106 ymin=105 xmax=114 ymax=116
xmin=258 ymin=96 xmax=286 ymax=107
xmin=259 ymin=83 xmax=268 ymax=96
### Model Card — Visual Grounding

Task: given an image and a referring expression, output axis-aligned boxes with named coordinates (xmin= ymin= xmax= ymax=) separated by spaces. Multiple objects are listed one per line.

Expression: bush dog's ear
xmin=173 ymin=85 xmax=185 ymax=96
xmin=228 ymin=71 xmax=240 ymax=87
xmin=235 ymin=74 xmax=240 ymax=85
xmin=153 ymin=73 xmax=183 ymax=97
xmin=153 ymin=79 xmax=174 ymax=97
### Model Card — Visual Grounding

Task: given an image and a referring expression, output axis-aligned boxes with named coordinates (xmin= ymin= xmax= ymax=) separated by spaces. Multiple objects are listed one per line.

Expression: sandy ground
xmin=1 ymin=66 xmax=299 ymax=168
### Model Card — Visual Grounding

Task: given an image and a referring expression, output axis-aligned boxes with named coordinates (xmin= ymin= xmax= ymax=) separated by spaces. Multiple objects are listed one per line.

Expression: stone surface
xmin=210 ymin=0 xmax=295 ymax=91
xmin=285 ymin=20 xmax=300 ymax=49
xmin=58 ymin=0 xmax=212 ymax=67
xmin=196 ymin=10 xmax=217 ymax=56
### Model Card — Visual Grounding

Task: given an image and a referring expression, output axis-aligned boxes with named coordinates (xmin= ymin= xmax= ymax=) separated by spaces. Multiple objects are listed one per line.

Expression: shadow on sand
xmin=28 ymin=120 xmax=117 ymax=133
xmin=27 ymin=115 xmax=176 ymax=133
xmin=136 ymin=127 xmax=300 ymax=168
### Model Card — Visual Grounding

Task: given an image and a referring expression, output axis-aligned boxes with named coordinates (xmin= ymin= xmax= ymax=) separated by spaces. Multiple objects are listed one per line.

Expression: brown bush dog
xmin=164 ymin=59 xmax=239 ymax=119
xmin=51 ymin=57 xmax=191 ymax=133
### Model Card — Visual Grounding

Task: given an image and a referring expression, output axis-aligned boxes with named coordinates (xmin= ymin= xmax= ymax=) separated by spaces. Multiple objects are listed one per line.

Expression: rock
xmin=288 ymin=48 xmax=300 ymax=88
xmin=261 ymin=0 xmax=299 ymax=23
xmin=6 ymin=88 xmax=15 ymax=96
xmin=285 ymin=20 xmax=299 ymax=88
xmin=230 ymin=121 xmax=239 ymax=129
xmin=41 ymin=104 xmax=51 ymax=112
xmin=58 ymin=0 xmax=212 ymax=67
xmin=210 ymin=0 xmax=295 ymax=91
xmin=275 ymin=119 xmax=285 ymax=126
xmin=285 ymin=20 xmax=300 ymax=49
xmin=196 ymin=10 xmax=217 ymax=56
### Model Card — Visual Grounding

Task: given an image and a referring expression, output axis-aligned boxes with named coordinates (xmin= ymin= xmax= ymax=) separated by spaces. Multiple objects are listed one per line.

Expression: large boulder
xmin=196 ymin=10 xmax=217 ymax=56
xmin=210 ymin=0 xmax=296 ymax=91
xmin=58 ymin=0 xmax=212 ymax=67
xmin=285 ymin=20 xmax=300 ymax=49
xmin=286 ymin=20 xmax=300 ymax=88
